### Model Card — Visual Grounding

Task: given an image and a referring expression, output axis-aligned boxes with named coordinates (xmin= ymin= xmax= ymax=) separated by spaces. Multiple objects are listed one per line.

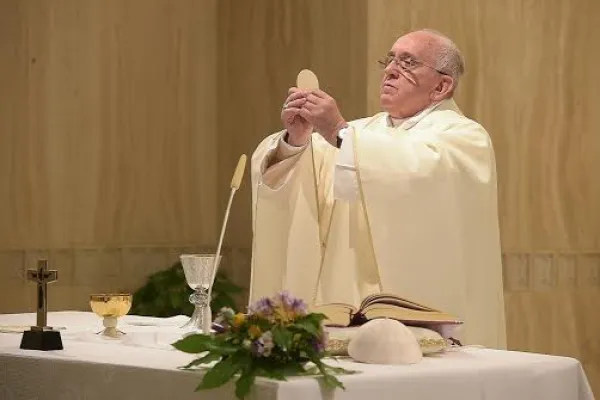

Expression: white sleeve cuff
xmin=275 ymin=133 xmax=309 ymax=160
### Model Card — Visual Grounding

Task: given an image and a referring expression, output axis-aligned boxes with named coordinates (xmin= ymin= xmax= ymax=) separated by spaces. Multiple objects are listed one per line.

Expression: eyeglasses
xmin=378 ymin=53 xmax=448 ymax=76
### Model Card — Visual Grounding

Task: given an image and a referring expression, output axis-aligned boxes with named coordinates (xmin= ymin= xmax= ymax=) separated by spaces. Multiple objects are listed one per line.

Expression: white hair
xmin=420 ymin=29 xmax=465 ymax=86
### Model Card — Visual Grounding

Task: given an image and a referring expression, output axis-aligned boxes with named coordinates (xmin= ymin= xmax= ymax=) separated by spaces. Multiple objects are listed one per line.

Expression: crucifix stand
xmin=20 ymin=259 xmax=63 ymax=351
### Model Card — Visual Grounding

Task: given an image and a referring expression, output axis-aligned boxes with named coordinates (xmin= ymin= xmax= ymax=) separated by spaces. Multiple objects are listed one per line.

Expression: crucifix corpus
xmin=19 ymin=259 xmax=63 ymax=351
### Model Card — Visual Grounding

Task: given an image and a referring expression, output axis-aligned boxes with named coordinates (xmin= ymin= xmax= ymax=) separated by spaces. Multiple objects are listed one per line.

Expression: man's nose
xmin=384 ymin=60 xmax=397 ymax=75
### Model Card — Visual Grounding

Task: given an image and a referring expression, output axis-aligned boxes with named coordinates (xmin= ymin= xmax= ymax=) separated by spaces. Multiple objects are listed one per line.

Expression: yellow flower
xmin=248 ymin=325 xmax=262 ymax=339
xmin=274 ymin=307 xmax=292 ymax=324
xmin=232 ymin=313 xmax=246 ymax=327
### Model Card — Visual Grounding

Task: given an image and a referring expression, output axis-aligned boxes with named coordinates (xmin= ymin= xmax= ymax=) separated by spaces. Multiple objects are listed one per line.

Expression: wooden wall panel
xmin=0 ymin=0 xmax=223 ymax=319
xmin=503 ymin=252 xmax=600 ymax=395
xmin=0 ymin=0 xmax=218 ymax=251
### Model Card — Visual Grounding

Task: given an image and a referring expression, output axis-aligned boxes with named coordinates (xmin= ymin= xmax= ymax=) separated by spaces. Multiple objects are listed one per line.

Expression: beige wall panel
xmin=504 ymin=252 xmax=600 ymax=395
xmin=0 ymin=0 xmax=218 ymax=250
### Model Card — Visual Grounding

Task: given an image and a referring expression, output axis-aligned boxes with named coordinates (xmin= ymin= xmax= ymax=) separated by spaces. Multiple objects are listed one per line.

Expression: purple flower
xmin=275 ymin=291 xmax=294 ymax=308
xmin=290 ymin=298 xmax=308 ymax=316
xmin=249 ymin=291 xmax=308 ymax=321
xmin=274 ymin=291 xmax=308 ymax=316
xmin=248 ymin=297 xmax=274 ymax=316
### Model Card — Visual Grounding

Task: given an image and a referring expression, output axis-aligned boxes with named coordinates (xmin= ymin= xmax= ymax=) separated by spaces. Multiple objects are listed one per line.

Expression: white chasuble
xmin=249 ymin=98 xmax=507 ymax=349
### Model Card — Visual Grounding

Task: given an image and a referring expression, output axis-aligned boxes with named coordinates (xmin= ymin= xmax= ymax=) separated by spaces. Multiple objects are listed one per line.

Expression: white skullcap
xmin=347 ymin=319 xmax=423 ymax=365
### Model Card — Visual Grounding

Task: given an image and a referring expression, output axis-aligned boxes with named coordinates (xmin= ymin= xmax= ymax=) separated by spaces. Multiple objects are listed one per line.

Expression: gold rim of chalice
xmin=90 ymin=293 xmax=132 ymax=301
xmin=89 ymin=294 xmax=132 ymax=317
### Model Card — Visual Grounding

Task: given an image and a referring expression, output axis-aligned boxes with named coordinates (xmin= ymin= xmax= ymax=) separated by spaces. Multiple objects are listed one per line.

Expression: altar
xmin=0 ymin=312 xmax=594 ymax=400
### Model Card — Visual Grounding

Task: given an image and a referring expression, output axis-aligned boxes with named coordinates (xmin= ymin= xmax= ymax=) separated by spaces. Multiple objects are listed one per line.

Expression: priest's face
xmin=380 ymin=31 xmax=454 ymax=119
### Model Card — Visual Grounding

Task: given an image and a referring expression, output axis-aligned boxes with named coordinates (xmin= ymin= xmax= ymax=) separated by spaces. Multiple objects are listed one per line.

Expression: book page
xmin=363 ymin=304 xmax=461 ymax=323
xmin=310 ymin=303 xmax=356 ymax=326
xmin=361 ymin=293 xmax=438 ymax=312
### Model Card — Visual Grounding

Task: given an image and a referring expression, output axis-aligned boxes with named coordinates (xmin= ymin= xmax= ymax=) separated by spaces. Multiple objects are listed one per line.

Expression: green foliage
xmin=172 ymin=292 xmax=356 ymax=399
xmin=130 ymin=261 xmax=243 ymax=317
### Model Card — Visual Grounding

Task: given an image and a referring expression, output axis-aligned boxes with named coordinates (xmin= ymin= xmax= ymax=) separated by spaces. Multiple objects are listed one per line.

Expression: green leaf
xmin=271 ymin=326 xmax=292 ymax=351
xmin=202 ymin=341 xmax=239 ymax=355
xmin=197 ymin=356 xmax=241 ymax=391
xmin=256 ymin=361 xmax=288 ymax=381
xmin=173 ymin=334 xmax=216 ymax=354
xmin=169 ymin=288 xmax=184 ymax=308
xmin=314 ymin=360 xmax=346 ymax=390
xmin=182 ymin=352 xmax=222 ymax=369
xmin=325 ymin=365 xmax=358 ymax=375
xmin=293 ymin=319 xmax=319 ymax=336
xmin=322 ymin=374 xmax=345 ymax=390
xmin=235 ymin=369 xmax=256 ymax=399
xmin=301 ymin=313 xmax=328 ymax=324
xmin=173 ymin=334 xmax=240 ymax=356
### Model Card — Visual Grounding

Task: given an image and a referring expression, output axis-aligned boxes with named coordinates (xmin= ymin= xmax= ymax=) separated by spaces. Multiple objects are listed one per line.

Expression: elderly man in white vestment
xmin=249 ymin=29 xmax=507 ymax=349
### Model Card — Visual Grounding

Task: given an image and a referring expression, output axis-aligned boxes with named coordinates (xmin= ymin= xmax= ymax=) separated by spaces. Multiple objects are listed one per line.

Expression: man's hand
xmin=299 ymin=89 xmax=347 ymax=146
xmin=281 ymin=88 xmax=313 ymax=147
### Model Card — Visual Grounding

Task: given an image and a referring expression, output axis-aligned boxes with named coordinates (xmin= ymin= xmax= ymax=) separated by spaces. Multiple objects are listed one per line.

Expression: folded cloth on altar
xmin=62 ymin=315 xmax=191 ymax=350
xmin=119 ymin=330 xmax=185 ymax=350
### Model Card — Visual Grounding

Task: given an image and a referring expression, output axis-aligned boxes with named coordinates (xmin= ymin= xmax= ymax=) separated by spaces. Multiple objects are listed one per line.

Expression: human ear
xmin=431 ymin=75 xmax=454 ymax=100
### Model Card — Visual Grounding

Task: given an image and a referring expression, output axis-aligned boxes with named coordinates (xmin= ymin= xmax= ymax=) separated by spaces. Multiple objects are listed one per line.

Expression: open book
xmin=311 ymin=293 xmax=462 ymax=335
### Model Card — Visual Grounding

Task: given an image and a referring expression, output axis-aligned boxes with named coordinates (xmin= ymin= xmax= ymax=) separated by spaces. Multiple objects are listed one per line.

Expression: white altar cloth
xmin=0 ymin=312 xmax=594 ymax=400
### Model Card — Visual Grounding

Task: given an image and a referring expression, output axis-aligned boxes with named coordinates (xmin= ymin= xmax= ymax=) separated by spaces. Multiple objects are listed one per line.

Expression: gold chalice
xmin=90 ymin=294 xmax=132 ymax=338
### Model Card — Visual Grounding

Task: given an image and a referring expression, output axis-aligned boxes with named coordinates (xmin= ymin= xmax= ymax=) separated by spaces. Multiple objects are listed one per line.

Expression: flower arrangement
xmin=173 ymin=291 xmax=354 ymax=399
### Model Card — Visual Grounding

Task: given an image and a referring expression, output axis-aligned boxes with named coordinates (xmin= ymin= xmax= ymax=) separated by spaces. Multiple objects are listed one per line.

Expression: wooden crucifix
xmin=27 ymin=259 xmax=58 ymax=329
xmin=20 ymin=259 xmax=63 ymax=351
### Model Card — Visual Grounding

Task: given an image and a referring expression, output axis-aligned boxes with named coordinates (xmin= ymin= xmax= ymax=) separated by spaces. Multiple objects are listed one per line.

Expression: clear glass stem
xmin=181 ymin=288 xmax=212 ymax=334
